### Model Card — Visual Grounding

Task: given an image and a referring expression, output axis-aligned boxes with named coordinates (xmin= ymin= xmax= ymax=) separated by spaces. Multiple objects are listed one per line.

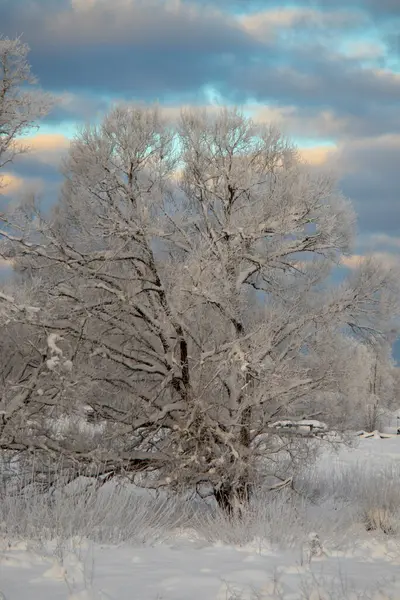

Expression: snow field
xmin=1 ymin=436 xmax=400 ymax=599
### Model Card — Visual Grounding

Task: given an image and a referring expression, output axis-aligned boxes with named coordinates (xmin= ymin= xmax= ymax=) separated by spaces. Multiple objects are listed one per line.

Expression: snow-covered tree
xmin=307 ymin=335 xmax=397 ymax=432
xmin=1 ymin=104 xmax=400 ymax=514
xmin=359 ymin=340 xmax=396 ymax=431
xmin=0 ymin=36 xmax=52 ymax=181
xmin=0 ymin=35 xmax=52 ymax=316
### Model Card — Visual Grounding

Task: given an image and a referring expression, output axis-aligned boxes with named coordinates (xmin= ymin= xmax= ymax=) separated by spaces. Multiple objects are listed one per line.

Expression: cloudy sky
xmin=1 ymin=0 xmax=399 ymax=270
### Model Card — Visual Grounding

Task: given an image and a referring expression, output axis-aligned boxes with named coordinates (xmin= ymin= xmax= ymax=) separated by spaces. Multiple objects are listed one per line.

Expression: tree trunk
xmin=214 ymin=479 xmax=252 ymax=518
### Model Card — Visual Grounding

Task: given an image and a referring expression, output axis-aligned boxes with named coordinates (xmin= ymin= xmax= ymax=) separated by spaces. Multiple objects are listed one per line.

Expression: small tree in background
xmin=312 ymin=336 xmax=397 ymax=432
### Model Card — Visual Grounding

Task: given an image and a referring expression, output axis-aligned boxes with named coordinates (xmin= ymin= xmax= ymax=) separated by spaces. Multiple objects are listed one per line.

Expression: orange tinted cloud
xmin=1 ymin=171 xmax=46 ymax=198
xmin=21 ymin=133 xmax=70 ymax=152
xmin=371 ymin=68 xmax=400 ymax=85
xmin=0 ymin=173 xmax=24 ymax=194
xmin=299 ymin=146 xmax=337 ymax=166
xmin=341 ymin=255 xmax=364 ymax=268
xmin=240 ymin=8 xmax=314 ymax=36
xmin=15 ymin=133 xmax=71 ymax=167
xmin=342 ymin=41 xmax=384 ymax=60
xmin=240 ymin=7 xmax=362 ymax=42
xmin=341 ymin=253 xmax=399 ymax=269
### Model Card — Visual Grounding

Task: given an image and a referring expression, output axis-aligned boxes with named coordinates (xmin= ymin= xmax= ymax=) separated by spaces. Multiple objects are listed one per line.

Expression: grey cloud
xmin=7 ymin=159 xmax=64 ymax=186
xmin=0 ymin=0 xmax=261 ymax=98
xmin=356 ymin=232 xmax=400 ymax=254
xmin=45 ymin=2 xmax=249 ymax=52
xmin=189 ymin=0 xmax=400 ymax=18
xmin=28 ymin=47 xmax=246 ymax=99
xmin=336 ymin=136 xmax=400 ymax=234
xmin=1 ymin=170 xmax=62 ymax=216
xmin=45 ymin=92 xmax=112 ymax=126
xmin=254 ymin=104 xmax=400 ymax=142
xmin=225 ymin=44 xmax=400 ymax=108
xmin=319 ymin=0 xmax=400 ymax=18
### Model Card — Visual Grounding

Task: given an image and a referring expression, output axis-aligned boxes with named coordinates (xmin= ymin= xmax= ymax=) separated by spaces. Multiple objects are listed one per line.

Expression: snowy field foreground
xmin=2 ymin=534 xmax=400 ymax=600
xmin=2 ymin=437 xmax=400 ymax=600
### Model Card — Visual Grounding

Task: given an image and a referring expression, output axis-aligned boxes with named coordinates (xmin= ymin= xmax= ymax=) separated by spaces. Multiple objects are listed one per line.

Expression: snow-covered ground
xmin=2 ymin=534 xmax=400 ymax=600
xmin=318 ymin=434 xmax=400 ymax=470
xmin=1 ymin=436 xmax=400 ymax=600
